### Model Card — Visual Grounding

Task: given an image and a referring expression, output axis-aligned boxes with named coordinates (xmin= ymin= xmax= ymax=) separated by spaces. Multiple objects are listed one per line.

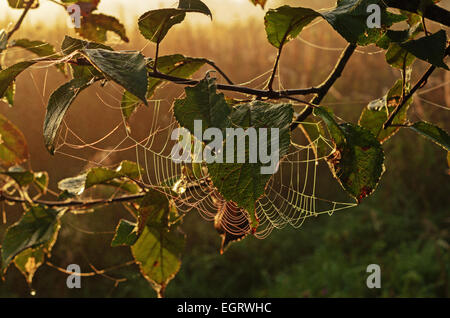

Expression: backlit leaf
xmin=1 ymin=206 xmax=60 ymax=271
xmin=178 ymin=0 xmax=212 ymax=18
xmin=208 ymin=101 xmax=293 ymax=228
xmin=131 ymin=225 xmax=185 ymax=295
xmin=409 ymin=121 xmax=450 ymax=151
xmin=385 ymin=43 xmax=416 ymax=69
xmin=0 ymin=113 xmax=29 ymax=168
xmin=359 ymin=78 xmax=413 ymax=143
xmin=264 ymin=6 xmax=320 ymax=48
xmin=329 ymin=123 xmax=385 ymax=203
xmin=76 ymin=13 xmax=129 ymax=43
xmin=122 ymin=54 xmax=205 ymax=120
xmin=111 ymin=219 xmax=138 ymax=247
xmin=174 ymin=76 xmax=231 ymax=134
xmin=138 ymin=9 xmax=186 ymax=44
xmin=44 ymin=77 xmax=94 ymax=154
xmin=57 ymin=161 xmax=143 ymax=195
xmin=400 ymin=30 xmax=449 ymax=70
xmin=0 ymin=61 xmax=36 ymax=102
xmin=7 ymin=0 xmax=39 ymax=9
xmin=61 ymin=35 xmax=113 ymax=55
xmin=80 ymin=48 xmax=148 ymax=105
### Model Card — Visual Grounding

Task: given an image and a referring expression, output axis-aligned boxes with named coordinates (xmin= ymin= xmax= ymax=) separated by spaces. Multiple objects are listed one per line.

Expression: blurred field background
xmin=0 ymin=0 xmax=449 ymax=297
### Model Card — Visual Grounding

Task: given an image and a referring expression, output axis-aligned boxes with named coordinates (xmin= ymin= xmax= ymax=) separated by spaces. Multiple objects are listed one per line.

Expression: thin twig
xmin=204 ymin=59 xmax=234 ymax=85
xmin=27 ymin=55 xmax=320 ymax=99
xmin=147 ymin=71 xmax=319 ymax=98
xmin=46 ymin=260 xmax=135 ymax=279
xmin=267 ymin=46 xmax=283 ymax=91
xmin=0 ymin=191 xmax=146 ymax=208
xmin=6 ymin=0 xmax=35 ymax=40
xmin=290 ymin=43 xmax=357 ymax=130
xmin=153 ymin=42 xmax=160 ymax=73
xmin=384 ymin=45 xmax=450 ymax=129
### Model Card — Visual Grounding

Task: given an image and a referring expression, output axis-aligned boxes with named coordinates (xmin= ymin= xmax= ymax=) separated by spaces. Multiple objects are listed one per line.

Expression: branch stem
xmin=204 ymin=59 xmax=234 ymax=85
xmin=6 ymin=0 xmax=35 ymax=40
xmin=267 ymin=46 xmax=283 ymax=91
xmin=290 ymin=43 xmax=357 ymax=130
xmin=0 ymin=191 xmax=146 ymax=208
xmin=384 ymin=45 xmax=450 ymax=129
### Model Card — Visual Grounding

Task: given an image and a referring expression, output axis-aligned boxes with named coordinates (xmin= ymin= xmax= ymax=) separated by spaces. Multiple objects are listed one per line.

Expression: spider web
xmin=0 ymin=36 xmax=360 ymax=240
xmin=13 ymin=35 xmax=449 ymax=241
xmin=45 ymin=63 xmax=358 ymax=240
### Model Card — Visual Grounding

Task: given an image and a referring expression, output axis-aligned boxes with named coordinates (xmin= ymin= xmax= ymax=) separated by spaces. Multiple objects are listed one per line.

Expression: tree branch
xmin=385 ymin=0 xmax=450 ymax=27
xmin=267 ymin=45 xmax=283 ymax=91
xmin=147 ymin=71 xmax=320 ymax=98
xmin=290 ymin=43 xmax=357 ymax=130
xmin=204 ymin=59 xmax=234 ymax=85
xmin=0 ymin=191 xmax=146 ymax=208
xmin=6 ymin=0 xmax=35 ymax=40
xmin=383 ymin=45 xmax=450 ymax=129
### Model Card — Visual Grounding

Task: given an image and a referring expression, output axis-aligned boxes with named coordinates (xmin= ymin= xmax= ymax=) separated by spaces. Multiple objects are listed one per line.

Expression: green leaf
xmin=409 ymin=121 xmax=450 ymax=151
xmin=57 ymin=161 xmax=143 ymax=195
xmin=400 ymin=30 xmax=449 ymax=70
xmin=1 ymin=83 xmax=15 ymax=107
xmin=138 ymin=9 xmax=186 ymax=44
xmin=385 ymin=43 xmax=416 ymax=69
xmin=58 ymin=173 xmax=87 ymax=196
xmin=208 ymin=101 xmax=293 ymax=228
xmin=43 ymin=77 xmax=94 ymax=154
xmin=131 ymin=225 xmax=185 ymax=295
xmin=85 ymin=160 xmax=143 ymax=188
xmin=11 ymin=39 xmax=56 ymax=58
xmin=76 ymin=13 xmax=129 ymax=43
xmin=7 ymin=0 xmax=39 ymax=9
xmin=61 ymin=35 xmax=113 ymax=55
xmin=150 ymin=55 xmax=206 ymax=96
xmin=13 ymin=205 xmax=59 ymax=284
xmin=111 ymin=219 xmax=138 ymax=247
xmin=0 ymin=61 xmax=36 ymax=101
xmin=313 ymin=107 xmax=346 ymax=148
xmin=0 ymin=29 xmax=7 ymax=51
xmin=174 ymin=76 xmax=231 ymax=134
xmin=178 ymin=0 xmax=212 ymax=19
xmin=0 ymin=113 xmax=29 ymax=169
xmin=33 ymin=171 xmax=49 ymax=193
xmin=299 ymin=119 xmax=333 ymax=158
xmin=61 ymin=0 xmax=99 ymax=14
xmin=1 ymin=206 xmax=60 ymax=271
xmin=81 ymin=49 xmax=148 ymax=105
xmin=327 ymin=123 xmax=385 ymax=203
xmin=138 ymin=2 xmax=213 ymax=43
xmin=359 ymin=78 xmax=413 ymax=143
xmin=136 ymin=189 xmax=179 ymax=234
xmin=264 ymin=2 xmax=407 ymax=49
xmin=321 ymin=0 xmax=406 ymax=45
xmin=264 ymin=6 xmax=320 ymax=48
xmin=11 ymin=39 xmax=65 ymax=74
xmin=1 ymin=166 xmax=34 ymax=186
xmin=122 ymin=54 xmax=206 ymax=120
xmin=14 ymin=248 xmax=45 ymax=285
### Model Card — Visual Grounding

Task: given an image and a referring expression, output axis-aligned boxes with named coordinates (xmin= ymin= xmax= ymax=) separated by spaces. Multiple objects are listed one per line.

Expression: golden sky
xmin=0 ymin=0 xmax=268 ymax=27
